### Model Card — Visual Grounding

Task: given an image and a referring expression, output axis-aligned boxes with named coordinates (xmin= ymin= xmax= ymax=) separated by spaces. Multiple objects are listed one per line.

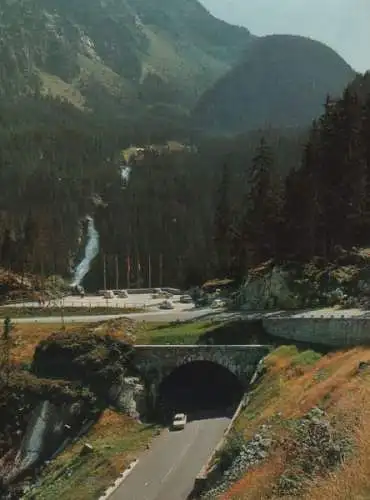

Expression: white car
xmin=117 ymin=290 xmax=128 ymax=298
xmin=172 ymin=413 xmax=187 ymax=430
xmin=103 ymin=290 xmax=116 ymax=299
xmin=179 ymin=294 xmax=193 ymax=304
xmin=159 ymin=299 xmax=174 ymax=310
xmin=211 ymin=298 xmax=225 ymax=309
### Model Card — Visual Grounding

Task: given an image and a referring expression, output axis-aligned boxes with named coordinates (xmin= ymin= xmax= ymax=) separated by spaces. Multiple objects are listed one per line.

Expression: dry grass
xmin=6 ymin=318 xmax=218 ymax=371
xmin=8 ymin=318 xmax=138 ymax=366
xmin=222 ymin=450 xmax=287 ymax=500
xmin=224 ymin=345 xmax=370 ymax=499
xmin=10 ymin=323 xmax=83 ymax=365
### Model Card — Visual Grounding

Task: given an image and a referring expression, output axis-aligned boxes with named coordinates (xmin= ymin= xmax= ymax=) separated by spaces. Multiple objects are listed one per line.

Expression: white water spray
xmin=18 ymin=401 xmax=50 ymax=471
xmin=120 ymin=166 xmax=131 ymax=188
xmin=71 ymin=216 xmax=99 ymax=287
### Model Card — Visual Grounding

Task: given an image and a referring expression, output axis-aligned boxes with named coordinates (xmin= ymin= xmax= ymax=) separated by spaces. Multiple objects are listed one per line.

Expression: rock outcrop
xmin=236 ymin=252 xmax=370 ymax=311
xmin=109 ymin=377 xmax=146 ymax=419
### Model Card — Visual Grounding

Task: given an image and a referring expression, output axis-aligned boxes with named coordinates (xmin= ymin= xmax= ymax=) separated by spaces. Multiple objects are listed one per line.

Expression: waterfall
xmin=71 ymin=216 xmax=99 ymax=287
xmin=18 ymin=401 xmax=50 ymax=471
xmin=120 ymin=166 xmax=132 ymax=188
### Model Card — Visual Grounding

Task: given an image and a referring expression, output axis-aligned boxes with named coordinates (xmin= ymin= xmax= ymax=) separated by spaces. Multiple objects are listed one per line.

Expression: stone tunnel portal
xmin=157 ymin=360 xmax=244 ymax=420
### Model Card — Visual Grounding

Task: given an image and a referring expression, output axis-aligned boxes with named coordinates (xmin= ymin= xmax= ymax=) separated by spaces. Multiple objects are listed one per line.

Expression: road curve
xmin=110 ymin=412 xmax=231 ymax=500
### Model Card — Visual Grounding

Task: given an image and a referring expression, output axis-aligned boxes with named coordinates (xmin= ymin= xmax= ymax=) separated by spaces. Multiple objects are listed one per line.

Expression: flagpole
xmin=148 ymin=254 xmax=152 ymax=289
xmin=126 ymin=255 xmax=131 ymax=290
xmin=115 ymin=255 xmax=119 ymax=290
xmin=159 ymin=253 xmax=163 ymax=288
xmin=103 ymin=254 xmax=107 ymax=291
xmin=137 ymin=252 xmax=141 ymax=289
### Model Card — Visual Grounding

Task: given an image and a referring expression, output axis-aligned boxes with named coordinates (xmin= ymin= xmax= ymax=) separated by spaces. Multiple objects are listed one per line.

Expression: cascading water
xmin=120 ymin=166 xmax=131 ymax=188
xmin=71 ymin=216 xmax=99 ymax=287
xmin=15 ymin=401 xmax=50 ymax=473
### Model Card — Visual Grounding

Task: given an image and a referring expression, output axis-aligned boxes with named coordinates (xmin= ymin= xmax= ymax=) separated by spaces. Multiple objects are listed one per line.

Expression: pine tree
xmin=213 ymin=162 xmax=233 ymax=277
xmin=242 ymin=138 xmax=282 ymax=264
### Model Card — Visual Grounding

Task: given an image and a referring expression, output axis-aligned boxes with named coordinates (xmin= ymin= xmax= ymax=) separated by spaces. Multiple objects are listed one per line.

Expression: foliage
xmin=201 ymin=345 xmax=370 ymax=499
xmin=22 ymin=409 xmax=160 ymax=500
xmin=192 ymin=34 xmax=355 ymax=135
xmin=0 ymin=0 xmax=251 ymax=116
xmin=0 ymin=11 xmax=368 ymax=300
xmin=291 ymin=350 xmax=322 ymax=367
xmin=32 ymin=332 xmax=134 ymax=402
xmin=0 ymin=368 xmax=96 ymax=465
xmin=134 ymin=320 xmax=222 ymax=345
xmin=214 ymin=430 xmax=246 ymax=473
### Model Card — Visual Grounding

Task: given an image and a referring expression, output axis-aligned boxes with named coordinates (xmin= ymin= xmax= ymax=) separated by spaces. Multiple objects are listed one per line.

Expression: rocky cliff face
xmin=109 ymin=376 xmax=146 ymax=419
xmin=236 ymin=251 xmax=370 ymax=311
xmin=237 ymin=265 xmax=298 ymax=310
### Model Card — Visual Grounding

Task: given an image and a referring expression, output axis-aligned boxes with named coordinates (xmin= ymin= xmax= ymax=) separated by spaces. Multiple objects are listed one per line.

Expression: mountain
xmin=191 ymin=35 xmax=357 ymax=135
xmin=0 ymin=0 xmax=251 ymax=120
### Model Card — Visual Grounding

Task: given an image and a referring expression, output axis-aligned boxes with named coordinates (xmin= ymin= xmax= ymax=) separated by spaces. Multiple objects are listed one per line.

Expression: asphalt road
xmin=110 ymin=412 xmax=231 ymax=500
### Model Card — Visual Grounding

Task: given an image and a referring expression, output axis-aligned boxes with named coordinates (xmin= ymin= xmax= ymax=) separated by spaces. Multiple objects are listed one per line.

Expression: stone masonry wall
xmin=263 ymin=317 xmax=370 ymax=347
xmin=132 ymin=345 xmax=271 ymax=387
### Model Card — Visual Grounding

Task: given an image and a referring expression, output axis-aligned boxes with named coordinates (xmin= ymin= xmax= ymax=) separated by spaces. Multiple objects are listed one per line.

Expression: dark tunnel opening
xmin=157 ymin=361 xmax=244 ymax=423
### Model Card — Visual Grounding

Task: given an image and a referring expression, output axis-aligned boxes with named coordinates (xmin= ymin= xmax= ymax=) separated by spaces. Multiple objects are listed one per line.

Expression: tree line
xmin=0 ymin=73 xmax=369 ymax=290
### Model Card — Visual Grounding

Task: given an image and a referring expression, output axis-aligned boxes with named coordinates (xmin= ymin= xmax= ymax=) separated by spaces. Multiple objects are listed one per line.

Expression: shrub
xmin=291 ymin=350 xmax=322 ymax=367
xmin=215 ymin=431 xmax=246 ymax=473
xmin=32 ymin=332 xmax=135 ymax=403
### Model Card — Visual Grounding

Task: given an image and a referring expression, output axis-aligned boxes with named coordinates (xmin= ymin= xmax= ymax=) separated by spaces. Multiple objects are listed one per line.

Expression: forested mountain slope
xmin=0 ymin=0 xmax=251 ymax=120
xmin=192 ymin=35 xmax=356 ymax=135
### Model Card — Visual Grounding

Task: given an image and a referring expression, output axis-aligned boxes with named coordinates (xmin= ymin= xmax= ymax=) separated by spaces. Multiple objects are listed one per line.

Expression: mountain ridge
xmin=191 ymin=34 xmax=357 ymax=135
xmin=0 ymin=0 xmax=252 ymax=119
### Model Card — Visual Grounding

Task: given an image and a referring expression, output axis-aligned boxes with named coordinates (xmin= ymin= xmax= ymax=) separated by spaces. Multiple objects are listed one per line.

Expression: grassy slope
xmin=134 ymin=320 xmax=219 ymax=344
xmin=9 ymin=319 xmax=223 ymax=367
xmin=12 ymin=318 xmax=219 ymax=498
xmin=221 ymin=345 xmax=370 ymax=499
xmin=10 ymin=323 xmax=81 ymax=366
xmin=40 ymin=24 xmax=230 ymax=110
xmin=23 ymin=410 xmax=160 ymax=500
xmin=27 ymin=0 xmax=250 ymax=114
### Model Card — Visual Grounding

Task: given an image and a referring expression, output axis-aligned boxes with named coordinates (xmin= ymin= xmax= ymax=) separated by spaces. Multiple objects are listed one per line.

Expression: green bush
xmin=215 ymin=431 xmax=245 ymax=472
xmin=291 ymin=350 xmax=322 ymax=367
xmin=32 ymin=332 xmax=134 ymax=403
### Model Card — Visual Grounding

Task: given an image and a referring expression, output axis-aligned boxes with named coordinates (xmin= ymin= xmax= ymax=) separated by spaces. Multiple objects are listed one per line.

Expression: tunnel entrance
xmin=157 ymin=361 xmax=244 ymax=422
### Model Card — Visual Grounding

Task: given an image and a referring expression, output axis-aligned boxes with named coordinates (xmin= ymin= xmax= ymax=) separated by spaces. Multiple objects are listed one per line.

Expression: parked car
xmin=152 ymin=290 xmax=173 ymax=299
xmin=171 ymin=413 xmax=187 ymax=430
xmin=211 ymin=298 xmax=225 ymax=309
xmin=103 ymin=290 xmax=116 ymax=299
xmin=117 ymin=290 xmax=128 ymax=298
xmin=70 ymin=285 xmax=84 ymax=296
xmin=179 ymin=294 xmax=193 ymax=304
xmin=159 ymin=299 xmax=174 ymax=310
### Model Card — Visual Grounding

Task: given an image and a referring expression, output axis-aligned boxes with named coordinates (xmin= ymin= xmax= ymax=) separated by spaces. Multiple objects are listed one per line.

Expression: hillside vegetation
xmin=192 ymin=35 xmax=356 ymax=135
xmin=202 ymin=345 xmax=370 ymax=499
xmin=0 ymin=0 xmax=250 ymax=118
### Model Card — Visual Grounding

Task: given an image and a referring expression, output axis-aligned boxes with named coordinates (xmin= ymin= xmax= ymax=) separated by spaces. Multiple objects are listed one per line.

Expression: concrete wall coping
xmin=133 ymin=344 xmax=272 ymax=349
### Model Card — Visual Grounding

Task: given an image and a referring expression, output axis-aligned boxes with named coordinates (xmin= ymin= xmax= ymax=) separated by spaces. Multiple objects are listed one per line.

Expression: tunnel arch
xmin=157 ymin=360 xmax=244 ymax=419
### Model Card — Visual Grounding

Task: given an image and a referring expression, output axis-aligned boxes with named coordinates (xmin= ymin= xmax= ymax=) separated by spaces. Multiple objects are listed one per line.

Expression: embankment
xmin=263 ymin=314 xmax=370 ymax=347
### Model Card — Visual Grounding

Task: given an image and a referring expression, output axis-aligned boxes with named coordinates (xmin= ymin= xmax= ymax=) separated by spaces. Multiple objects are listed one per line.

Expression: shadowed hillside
xmin=192 ymin=35 xmax=356 ymax=135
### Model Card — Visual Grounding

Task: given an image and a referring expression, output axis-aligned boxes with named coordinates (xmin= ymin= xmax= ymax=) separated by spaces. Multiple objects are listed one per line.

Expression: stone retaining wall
xmin=263 ymin=317 xmax=370 ymax=347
